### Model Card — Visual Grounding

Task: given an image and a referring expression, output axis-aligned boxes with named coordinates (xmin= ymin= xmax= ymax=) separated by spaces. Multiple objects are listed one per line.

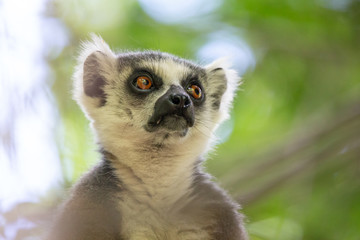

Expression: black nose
xmin=169 ymin=94 xmax=191 ymax=109
xmin=147 ymin=85 xmax=195 ymax=129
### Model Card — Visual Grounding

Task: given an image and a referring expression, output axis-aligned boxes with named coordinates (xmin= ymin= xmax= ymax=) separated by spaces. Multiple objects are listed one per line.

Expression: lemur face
xmin=114 ymin=53 xmax=208 ymax=137
xmin=74 ymin=36 xmax=239 ymax=145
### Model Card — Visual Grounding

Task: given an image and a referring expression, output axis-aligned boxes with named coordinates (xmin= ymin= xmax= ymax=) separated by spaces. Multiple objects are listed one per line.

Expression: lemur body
xmin=48 ymin=35 xmax=248 ymax=240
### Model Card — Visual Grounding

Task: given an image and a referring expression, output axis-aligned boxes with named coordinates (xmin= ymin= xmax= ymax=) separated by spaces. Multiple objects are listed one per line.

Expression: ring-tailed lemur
xmin=48 ymin=35 xmax=248 ymax=240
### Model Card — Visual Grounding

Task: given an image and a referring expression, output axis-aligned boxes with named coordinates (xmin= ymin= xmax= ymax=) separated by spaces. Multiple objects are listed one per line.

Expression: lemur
xmin=47 ymin=35 xmax=248 ymax=240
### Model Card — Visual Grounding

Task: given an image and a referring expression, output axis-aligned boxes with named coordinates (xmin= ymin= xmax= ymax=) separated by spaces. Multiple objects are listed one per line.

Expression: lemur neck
xmin=102 ymin=143 xmax=201 ymax=204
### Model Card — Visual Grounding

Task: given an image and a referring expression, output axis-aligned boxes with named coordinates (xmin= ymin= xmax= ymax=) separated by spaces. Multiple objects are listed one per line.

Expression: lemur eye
xmin=187 ymin=85 xmax=202 ymax=99
xmin=136 ymin=76 xmax=152 ymax=90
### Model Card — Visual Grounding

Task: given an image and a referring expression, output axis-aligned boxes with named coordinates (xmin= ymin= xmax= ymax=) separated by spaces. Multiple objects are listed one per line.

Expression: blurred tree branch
xmin=229 ymin=102 xmax=360 ymax=205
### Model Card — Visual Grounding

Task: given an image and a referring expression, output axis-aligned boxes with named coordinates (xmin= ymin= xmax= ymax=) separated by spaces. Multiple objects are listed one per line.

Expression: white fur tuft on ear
xmin=73 ymin=34 xmax=116 ymax=116
xmin=205 ymin=58 xmax=242 ymax=123
xmin=78 ymin=33 xmax=115 ymax=63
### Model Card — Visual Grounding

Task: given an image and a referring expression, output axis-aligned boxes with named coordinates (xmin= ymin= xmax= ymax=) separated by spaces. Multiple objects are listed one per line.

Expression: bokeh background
xmin=1 ymin=0 xmax=360 ymax=239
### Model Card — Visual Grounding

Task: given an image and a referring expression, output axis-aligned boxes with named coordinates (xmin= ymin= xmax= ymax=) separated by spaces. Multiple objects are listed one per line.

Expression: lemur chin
xmin=47 ymin=34 xmax=248 ymax=240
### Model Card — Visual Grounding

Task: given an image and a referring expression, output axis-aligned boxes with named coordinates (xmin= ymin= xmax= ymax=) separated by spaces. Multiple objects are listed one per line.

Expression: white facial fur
xmin=74 ymin=34 xmax=240 ymax=150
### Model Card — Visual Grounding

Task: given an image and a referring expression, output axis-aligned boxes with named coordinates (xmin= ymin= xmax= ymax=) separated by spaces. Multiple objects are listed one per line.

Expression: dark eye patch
xmin=127 ymin=69 xmax=163 ymax=96
xmin=181 ymin=74 xmax=205 ymax=106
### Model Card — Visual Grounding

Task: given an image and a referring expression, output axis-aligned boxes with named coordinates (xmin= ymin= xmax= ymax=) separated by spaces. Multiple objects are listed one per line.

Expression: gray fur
xmin=48 ymin=35 xmax=247 ymax=240
xmin=83 ymin=51 xmax=108 ymax=106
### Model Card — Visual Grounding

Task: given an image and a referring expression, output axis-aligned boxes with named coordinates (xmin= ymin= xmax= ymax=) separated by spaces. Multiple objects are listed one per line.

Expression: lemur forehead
xmin=116 ymin=51 xmax=206 ymax=84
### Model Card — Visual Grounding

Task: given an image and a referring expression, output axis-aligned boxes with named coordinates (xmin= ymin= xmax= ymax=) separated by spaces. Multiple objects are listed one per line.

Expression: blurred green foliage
xmin=48 ymin=0 xmax=360 ymax=239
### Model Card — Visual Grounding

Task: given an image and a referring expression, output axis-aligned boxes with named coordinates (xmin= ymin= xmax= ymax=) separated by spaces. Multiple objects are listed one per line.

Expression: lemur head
xmin=74 ymin=35 xmax=240 ymax=156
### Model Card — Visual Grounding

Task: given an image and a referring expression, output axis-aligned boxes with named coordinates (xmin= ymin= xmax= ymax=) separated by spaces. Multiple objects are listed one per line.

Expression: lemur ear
xmin=73 ymin=34 xmax=116 ymax=108
xmin=83 ymin=51 xmax=107 ymax=100
xmin=205 ymin=58 xmax=241 ymax=122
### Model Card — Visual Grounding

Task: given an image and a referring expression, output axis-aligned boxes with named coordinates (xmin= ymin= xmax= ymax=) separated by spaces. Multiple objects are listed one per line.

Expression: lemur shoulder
xmin=48 ymin=35 xmax=248 ymax=240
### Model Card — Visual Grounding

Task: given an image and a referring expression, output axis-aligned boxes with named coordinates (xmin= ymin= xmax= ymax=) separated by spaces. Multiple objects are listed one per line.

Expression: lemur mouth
xmin=146 ymin=113 xmax=193 ymax=132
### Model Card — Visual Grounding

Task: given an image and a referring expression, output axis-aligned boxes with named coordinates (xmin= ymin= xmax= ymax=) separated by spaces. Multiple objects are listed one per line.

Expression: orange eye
xmin=136 ymin=76 xmax=152 ymax=90
xmin=187 ymin=85 xmax=202 ymax=99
